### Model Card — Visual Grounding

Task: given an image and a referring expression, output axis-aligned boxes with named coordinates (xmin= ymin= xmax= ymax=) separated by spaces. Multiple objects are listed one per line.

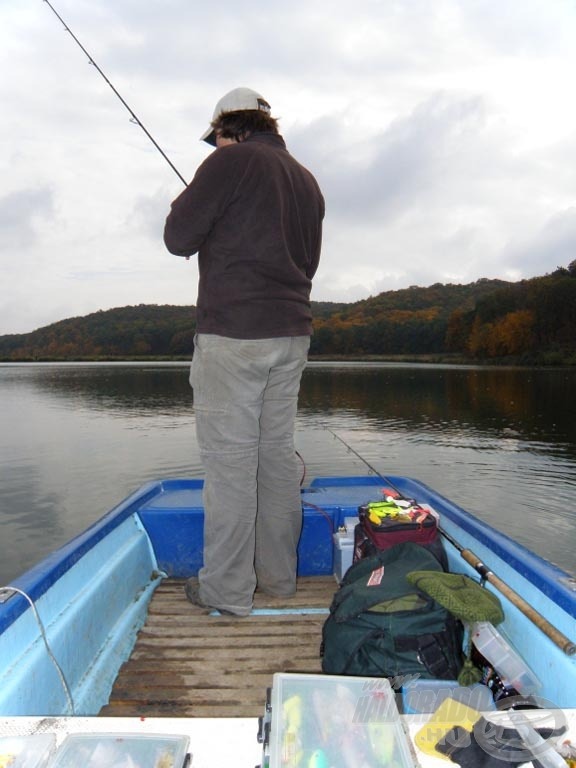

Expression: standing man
xmin=164 ymin=87 xmax=324 ymax=616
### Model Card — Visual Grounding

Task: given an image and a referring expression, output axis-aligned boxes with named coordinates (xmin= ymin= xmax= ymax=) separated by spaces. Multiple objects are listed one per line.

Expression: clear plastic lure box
xmin=259 ymin=672 xmax=415 ymax=768
xmin=471 ymin=621 xmax=541 ymax=693
xmin=48 ymin=733 xmax=190 ymax=768
xmin=0 ymin=735 xmax=56 ymax=768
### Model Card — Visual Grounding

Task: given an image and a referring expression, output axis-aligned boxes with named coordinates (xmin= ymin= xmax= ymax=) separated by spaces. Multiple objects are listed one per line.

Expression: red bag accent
xmin=359 ymin=503 xmax=438 ymax=550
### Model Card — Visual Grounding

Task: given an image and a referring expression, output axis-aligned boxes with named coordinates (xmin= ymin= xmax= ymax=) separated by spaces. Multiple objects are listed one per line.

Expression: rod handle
xmin=461 ymin=549 xmax=576 ymax=656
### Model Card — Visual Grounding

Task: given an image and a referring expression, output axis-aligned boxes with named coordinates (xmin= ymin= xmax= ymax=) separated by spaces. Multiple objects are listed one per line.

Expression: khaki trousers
xmin=190 ymin=334 xmax=310 ymax=616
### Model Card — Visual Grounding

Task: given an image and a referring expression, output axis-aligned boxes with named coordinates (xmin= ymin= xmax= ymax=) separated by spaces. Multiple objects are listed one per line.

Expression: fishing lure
xmin=307 ymin=749 xmax=329 ymax=768
xmin=557 ymin=740 xmax=576 ymax=768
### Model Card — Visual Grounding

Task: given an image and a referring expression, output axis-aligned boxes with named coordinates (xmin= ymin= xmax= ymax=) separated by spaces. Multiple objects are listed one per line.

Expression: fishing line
xmin=326 ymin=428 xmax=403 ymax=497
xmin=296 ymin=449 xmax=336 ymax=530
xmin=42 ymin=0 xmax=187 ymax=186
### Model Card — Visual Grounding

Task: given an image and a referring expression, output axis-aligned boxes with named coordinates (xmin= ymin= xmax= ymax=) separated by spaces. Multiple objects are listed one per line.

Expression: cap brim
xmin=200 ymin=126 xmax=217 ymax=146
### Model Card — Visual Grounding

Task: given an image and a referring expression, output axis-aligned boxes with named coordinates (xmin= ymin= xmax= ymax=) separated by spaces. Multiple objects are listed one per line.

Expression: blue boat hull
xmin=0 ymin=475 xmax=575 ymax=714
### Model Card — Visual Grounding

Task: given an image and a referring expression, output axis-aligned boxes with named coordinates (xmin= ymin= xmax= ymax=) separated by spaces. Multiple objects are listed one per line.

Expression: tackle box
xmin=48 ymin=733 xmax=190 ymax=768
xmin=471 ymin=621 xmax=541 ymax=693
xmin=0 ymin=735 xmax=55 ymax=768
xmin=257 ymin=672 xmax=415 ymax=768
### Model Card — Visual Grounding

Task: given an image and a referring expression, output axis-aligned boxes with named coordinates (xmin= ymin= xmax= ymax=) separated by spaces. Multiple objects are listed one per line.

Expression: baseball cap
xmin=200 ymin=87 xmax=271 ymax=145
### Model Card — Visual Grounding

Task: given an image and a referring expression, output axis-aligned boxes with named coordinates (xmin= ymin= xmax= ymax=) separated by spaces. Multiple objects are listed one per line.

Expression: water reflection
xmin=0 ymin=362 xmax=574 ymax=583
xmin=301 ymin=364 xmax=576 ymax=453
xmin=6 ymin=363 xmax=193 ymax=417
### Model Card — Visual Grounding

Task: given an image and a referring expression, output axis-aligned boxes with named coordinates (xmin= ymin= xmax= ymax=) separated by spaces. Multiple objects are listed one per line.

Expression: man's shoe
xmin=184 ymin=579 xmax=235 ymax=616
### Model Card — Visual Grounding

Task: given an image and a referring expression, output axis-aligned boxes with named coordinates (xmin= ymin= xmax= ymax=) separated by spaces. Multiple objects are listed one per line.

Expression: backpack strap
xmin=395 ymin=626 xmax=462 ymax=679
xmin=340 ymin=628 xmax=389 ymax=675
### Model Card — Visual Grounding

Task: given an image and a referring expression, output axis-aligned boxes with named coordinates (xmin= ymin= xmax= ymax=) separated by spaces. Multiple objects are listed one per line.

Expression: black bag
xmin=321 ymin=542 xmax=464 ymax=680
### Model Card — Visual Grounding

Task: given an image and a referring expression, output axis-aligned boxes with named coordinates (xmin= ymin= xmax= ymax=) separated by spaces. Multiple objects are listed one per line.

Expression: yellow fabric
xmin=414 ymin=698 xmax=480 ymax=759
xmin=370 ymin=594 xmax=427 ymax=613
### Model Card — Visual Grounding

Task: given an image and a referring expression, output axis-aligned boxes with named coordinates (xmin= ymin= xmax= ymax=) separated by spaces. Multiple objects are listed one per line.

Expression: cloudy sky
xmin=2 ymin=0 xmax=576 ymax=335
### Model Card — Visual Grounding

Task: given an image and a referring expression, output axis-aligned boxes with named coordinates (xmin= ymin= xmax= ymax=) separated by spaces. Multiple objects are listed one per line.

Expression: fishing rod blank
xmin=42 ymin=0 xmax=187 ymax=186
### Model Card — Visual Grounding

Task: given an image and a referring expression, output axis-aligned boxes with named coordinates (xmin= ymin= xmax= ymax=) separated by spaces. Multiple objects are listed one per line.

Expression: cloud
xmin=306 ymin=92 xmax=488 ymax=222
xmin=129 ymin=188 xmax=175 ymax=241
xmin=458 ymin=0 xmax=576 ymax=56
xmin=2 ymin=0 xmax=576 ymax=334
xmin=0 ymin=188 xmax=54 ymax=249
xmin=505 ymin=208 xmax=576 ymax=275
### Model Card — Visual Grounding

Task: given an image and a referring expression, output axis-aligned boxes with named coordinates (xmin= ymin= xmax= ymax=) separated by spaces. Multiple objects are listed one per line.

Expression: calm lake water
xmin=0 ymin=362 xmax=575 ymax=585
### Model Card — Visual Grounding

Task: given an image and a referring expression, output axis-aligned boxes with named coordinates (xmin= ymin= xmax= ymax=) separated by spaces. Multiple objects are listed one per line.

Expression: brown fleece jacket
xmin=164 ymin=133 xmax=324 ymax=339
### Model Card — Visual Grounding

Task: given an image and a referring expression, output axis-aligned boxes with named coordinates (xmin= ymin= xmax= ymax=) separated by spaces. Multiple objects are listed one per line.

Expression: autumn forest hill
xmin=1 ymin=264 xmax=575 ymax=364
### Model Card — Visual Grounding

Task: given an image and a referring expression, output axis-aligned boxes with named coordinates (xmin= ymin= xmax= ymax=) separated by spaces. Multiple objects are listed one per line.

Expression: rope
xmin=0 ymin=586 xmax=75 ymax=714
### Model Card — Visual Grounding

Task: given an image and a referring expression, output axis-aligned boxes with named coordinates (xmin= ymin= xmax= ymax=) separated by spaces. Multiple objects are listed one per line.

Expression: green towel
xmin=407 ymin=570 xmax=504 ymax=686
xmin=406 ymin=571 xmax=504 ymax=624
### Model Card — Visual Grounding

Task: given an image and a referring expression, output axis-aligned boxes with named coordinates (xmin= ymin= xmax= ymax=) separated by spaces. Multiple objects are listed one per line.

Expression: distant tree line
xmin=445 ymin=263 xmax=576 ymax=363
xmin=308 ymin=278 xmax=507 ymax=356
xmin=0 ymin=305 xmax=197 ymax=361
xmin=1 ymin=264 xmax=575 ymax=364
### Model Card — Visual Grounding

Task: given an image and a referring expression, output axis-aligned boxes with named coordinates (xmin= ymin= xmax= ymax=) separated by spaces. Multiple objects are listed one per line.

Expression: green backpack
xmin=321 ymin=542 xmax=464 ymax=680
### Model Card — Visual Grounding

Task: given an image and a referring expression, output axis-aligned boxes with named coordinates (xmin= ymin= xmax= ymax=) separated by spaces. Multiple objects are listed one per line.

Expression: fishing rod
xmin=42 ymin=0 xmax=188 ymax=186
xmin=327 ymin=428 xmax=576 ymax=656
xmin=449 ymin=542 xmax=576 ymax=656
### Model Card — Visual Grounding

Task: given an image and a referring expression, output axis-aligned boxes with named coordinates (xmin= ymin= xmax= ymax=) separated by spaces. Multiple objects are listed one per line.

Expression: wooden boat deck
xmin=100 ymin=576 xmax=337 ymax=718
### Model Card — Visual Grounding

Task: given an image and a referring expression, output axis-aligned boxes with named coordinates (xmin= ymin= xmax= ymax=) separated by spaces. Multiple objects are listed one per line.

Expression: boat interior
xmin=101 ymin=576 xmax=336 ymax=718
